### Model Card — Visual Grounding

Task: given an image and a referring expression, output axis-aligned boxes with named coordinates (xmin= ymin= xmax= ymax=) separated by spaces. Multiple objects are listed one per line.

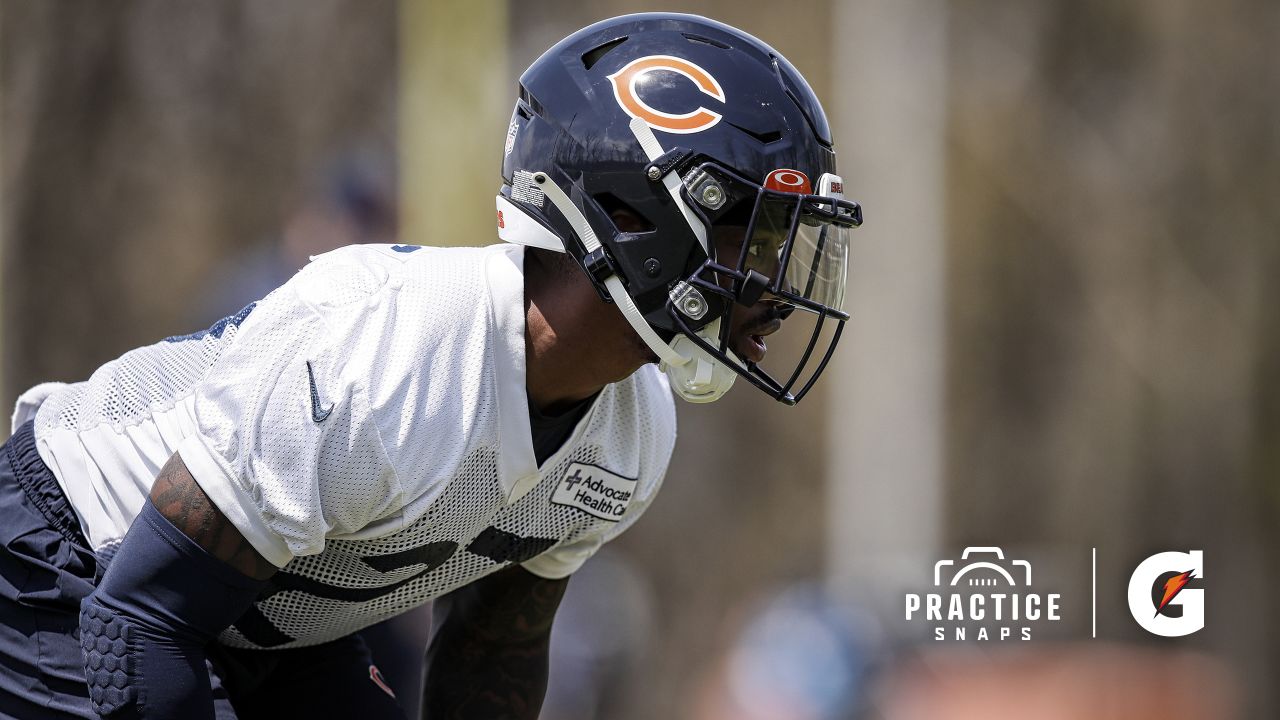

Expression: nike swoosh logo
xmin=306 ymin=361 xmax=334 ymax=423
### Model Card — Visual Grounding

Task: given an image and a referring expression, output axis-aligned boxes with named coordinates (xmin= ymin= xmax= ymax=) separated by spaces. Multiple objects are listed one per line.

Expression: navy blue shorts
xmin=0 ymin=422 xmax=405 ymax=719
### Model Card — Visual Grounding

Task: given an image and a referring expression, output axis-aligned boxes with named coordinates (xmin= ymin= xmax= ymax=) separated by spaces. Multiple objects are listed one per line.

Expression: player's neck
xmin=523 ymin=263 xmax=646 ymax=415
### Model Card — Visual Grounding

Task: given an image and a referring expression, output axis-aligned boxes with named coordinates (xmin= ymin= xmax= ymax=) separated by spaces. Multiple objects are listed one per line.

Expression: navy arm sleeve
xmin=79 ymin=500 xmax=268 ymax=718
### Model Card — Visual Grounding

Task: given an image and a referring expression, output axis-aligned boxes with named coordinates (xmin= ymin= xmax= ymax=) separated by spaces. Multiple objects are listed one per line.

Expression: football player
xmin=0 ymin=12 xmax=860 ymax=719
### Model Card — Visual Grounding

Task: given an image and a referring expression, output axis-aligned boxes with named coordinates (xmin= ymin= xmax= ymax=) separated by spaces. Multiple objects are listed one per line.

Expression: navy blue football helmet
xmin=499 ymin=12 xmax=862 ymax=405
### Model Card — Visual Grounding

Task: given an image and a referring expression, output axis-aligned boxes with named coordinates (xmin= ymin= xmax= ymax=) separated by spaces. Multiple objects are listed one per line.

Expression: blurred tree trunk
xmin=945 ymin=1 xmax=1280 ymax=716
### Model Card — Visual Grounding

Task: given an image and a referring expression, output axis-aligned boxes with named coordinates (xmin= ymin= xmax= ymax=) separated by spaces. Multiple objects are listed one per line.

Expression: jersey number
xmin=232 ymin=528 xmax=555 ymax=647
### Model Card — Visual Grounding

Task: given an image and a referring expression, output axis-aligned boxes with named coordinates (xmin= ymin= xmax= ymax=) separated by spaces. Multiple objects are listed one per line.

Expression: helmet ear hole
xmin=594 ymin=193 xmax=655 ymax=233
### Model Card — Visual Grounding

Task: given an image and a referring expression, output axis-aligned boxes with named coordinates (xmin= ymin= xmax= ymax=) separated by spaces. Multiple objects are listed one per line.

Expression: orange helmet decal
xmin=609 ymin=55 xmax=726 ymax=134
xmin=764 ymin=169 xmax=812 ymax=194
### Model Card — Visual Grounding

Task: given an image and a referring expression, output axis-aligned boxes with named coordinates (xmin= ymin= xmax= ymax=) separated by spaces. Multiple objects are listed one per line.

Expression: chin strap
xmin=663 ymin=320 xmax=739 ymax=403
xmin=530 ymin=169 xmax=736 ymax=403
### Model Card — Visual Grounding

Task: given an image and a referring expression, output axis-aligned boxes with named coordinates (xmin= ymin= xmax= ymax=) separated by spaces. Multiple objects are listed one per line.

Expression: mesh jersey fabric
xmin=14 ymin=243 xmax=677 ymax=649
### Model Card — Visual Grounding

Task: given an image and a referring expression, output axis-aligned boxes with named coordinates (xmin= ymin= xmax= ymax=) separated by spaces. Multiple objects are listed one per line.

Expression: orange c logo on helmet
xmin=608 ymin=55 xmax=725 ymax=134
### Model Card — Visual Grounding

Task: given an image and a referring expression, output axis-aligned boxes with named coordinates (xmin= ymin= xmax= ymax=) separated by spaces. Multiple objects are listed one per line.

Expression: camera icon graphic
xmin=933 ymin=547 xmax=1032 ymax=587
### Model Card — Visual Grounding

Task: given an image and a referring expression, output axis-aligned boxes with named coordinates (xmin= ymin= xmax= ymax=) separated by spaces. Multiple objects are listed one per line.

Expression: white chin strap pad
xmin=661 ymin=320 xmax=738 ymax=403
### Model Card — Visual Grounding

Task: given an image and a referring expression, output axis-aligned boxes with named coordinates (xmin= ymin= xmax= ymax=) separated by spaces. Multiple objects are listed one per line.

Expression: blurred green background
xmin=2 ymin=1 xmax=1277 ymax=718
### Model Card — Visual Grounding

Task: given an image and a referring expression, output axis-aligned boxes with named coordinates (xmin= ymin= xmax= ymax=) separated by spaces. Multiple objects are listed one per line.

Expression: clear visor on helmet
xmin=673 ymin=162 xmax=862 ymax=404
xmin=746 ymin=195 xmax=850 ymax=310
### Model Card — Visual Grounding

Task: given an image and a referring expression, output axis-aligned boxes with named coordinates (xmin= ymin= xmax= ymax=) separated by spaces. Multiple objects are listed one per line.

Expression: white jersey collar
xmin=485 ymin=244 xmax=541 ymax=503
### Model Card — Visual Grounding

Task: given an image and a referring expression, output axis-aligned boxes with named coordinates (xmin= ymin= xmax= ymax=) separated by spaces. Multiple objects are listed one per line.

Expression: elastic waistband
xmin=5 ymin=420 xmax=89 ymax=547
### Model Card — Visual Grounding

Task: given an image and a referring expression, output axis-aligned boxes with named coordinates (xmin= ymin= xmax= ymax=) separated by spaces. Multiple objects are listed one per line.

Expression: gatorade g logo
xmin=609 ymin=55 xmax=725 ymax=134
xmin=1127 ymin=550 xmax=1205 ymax=637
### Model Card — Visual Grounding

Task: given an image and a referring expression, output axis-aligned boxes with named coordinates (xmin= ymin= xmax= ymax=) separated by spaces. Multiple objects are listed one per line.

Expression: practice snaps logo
xmin=1127 ymin=550 xmax=1204 ymax=637
xmin=906 ymin=547 xmax=1061 ymax=641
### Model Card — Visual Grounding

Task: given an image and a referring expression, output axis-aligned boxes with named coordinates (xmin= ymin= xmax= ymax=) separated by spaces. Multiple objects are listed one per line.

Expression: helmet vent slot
xmin=594 ymin=193 xmax=655 ymax=233
xmin=582 ymin=37 xmax=628 ymax=70
xmin=727 ymin=122 xmax=783 ymax=145
xmin=682 ymin=33 xmax=729 ymax=49
xmin=518 ymin=86 xmax=546 ymax=118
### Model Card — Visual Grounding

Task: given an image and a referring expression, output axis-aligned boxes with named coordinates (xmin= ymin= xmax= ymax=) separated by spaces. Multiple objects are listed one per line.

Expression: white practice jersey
xmin=12 ymin=243 xmax=677 ymax=649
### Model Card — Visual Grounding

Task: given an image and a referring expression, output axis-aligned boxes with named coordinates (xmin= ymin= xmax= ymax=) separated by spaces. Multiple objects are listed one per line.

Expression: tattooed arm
xmin=421 ymin=565 xmax=569 ymax=720
xmin=149 ymin=451 xmax=277 ymax=580
xmin=77 ymin=452 xmax=274 ymax=718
